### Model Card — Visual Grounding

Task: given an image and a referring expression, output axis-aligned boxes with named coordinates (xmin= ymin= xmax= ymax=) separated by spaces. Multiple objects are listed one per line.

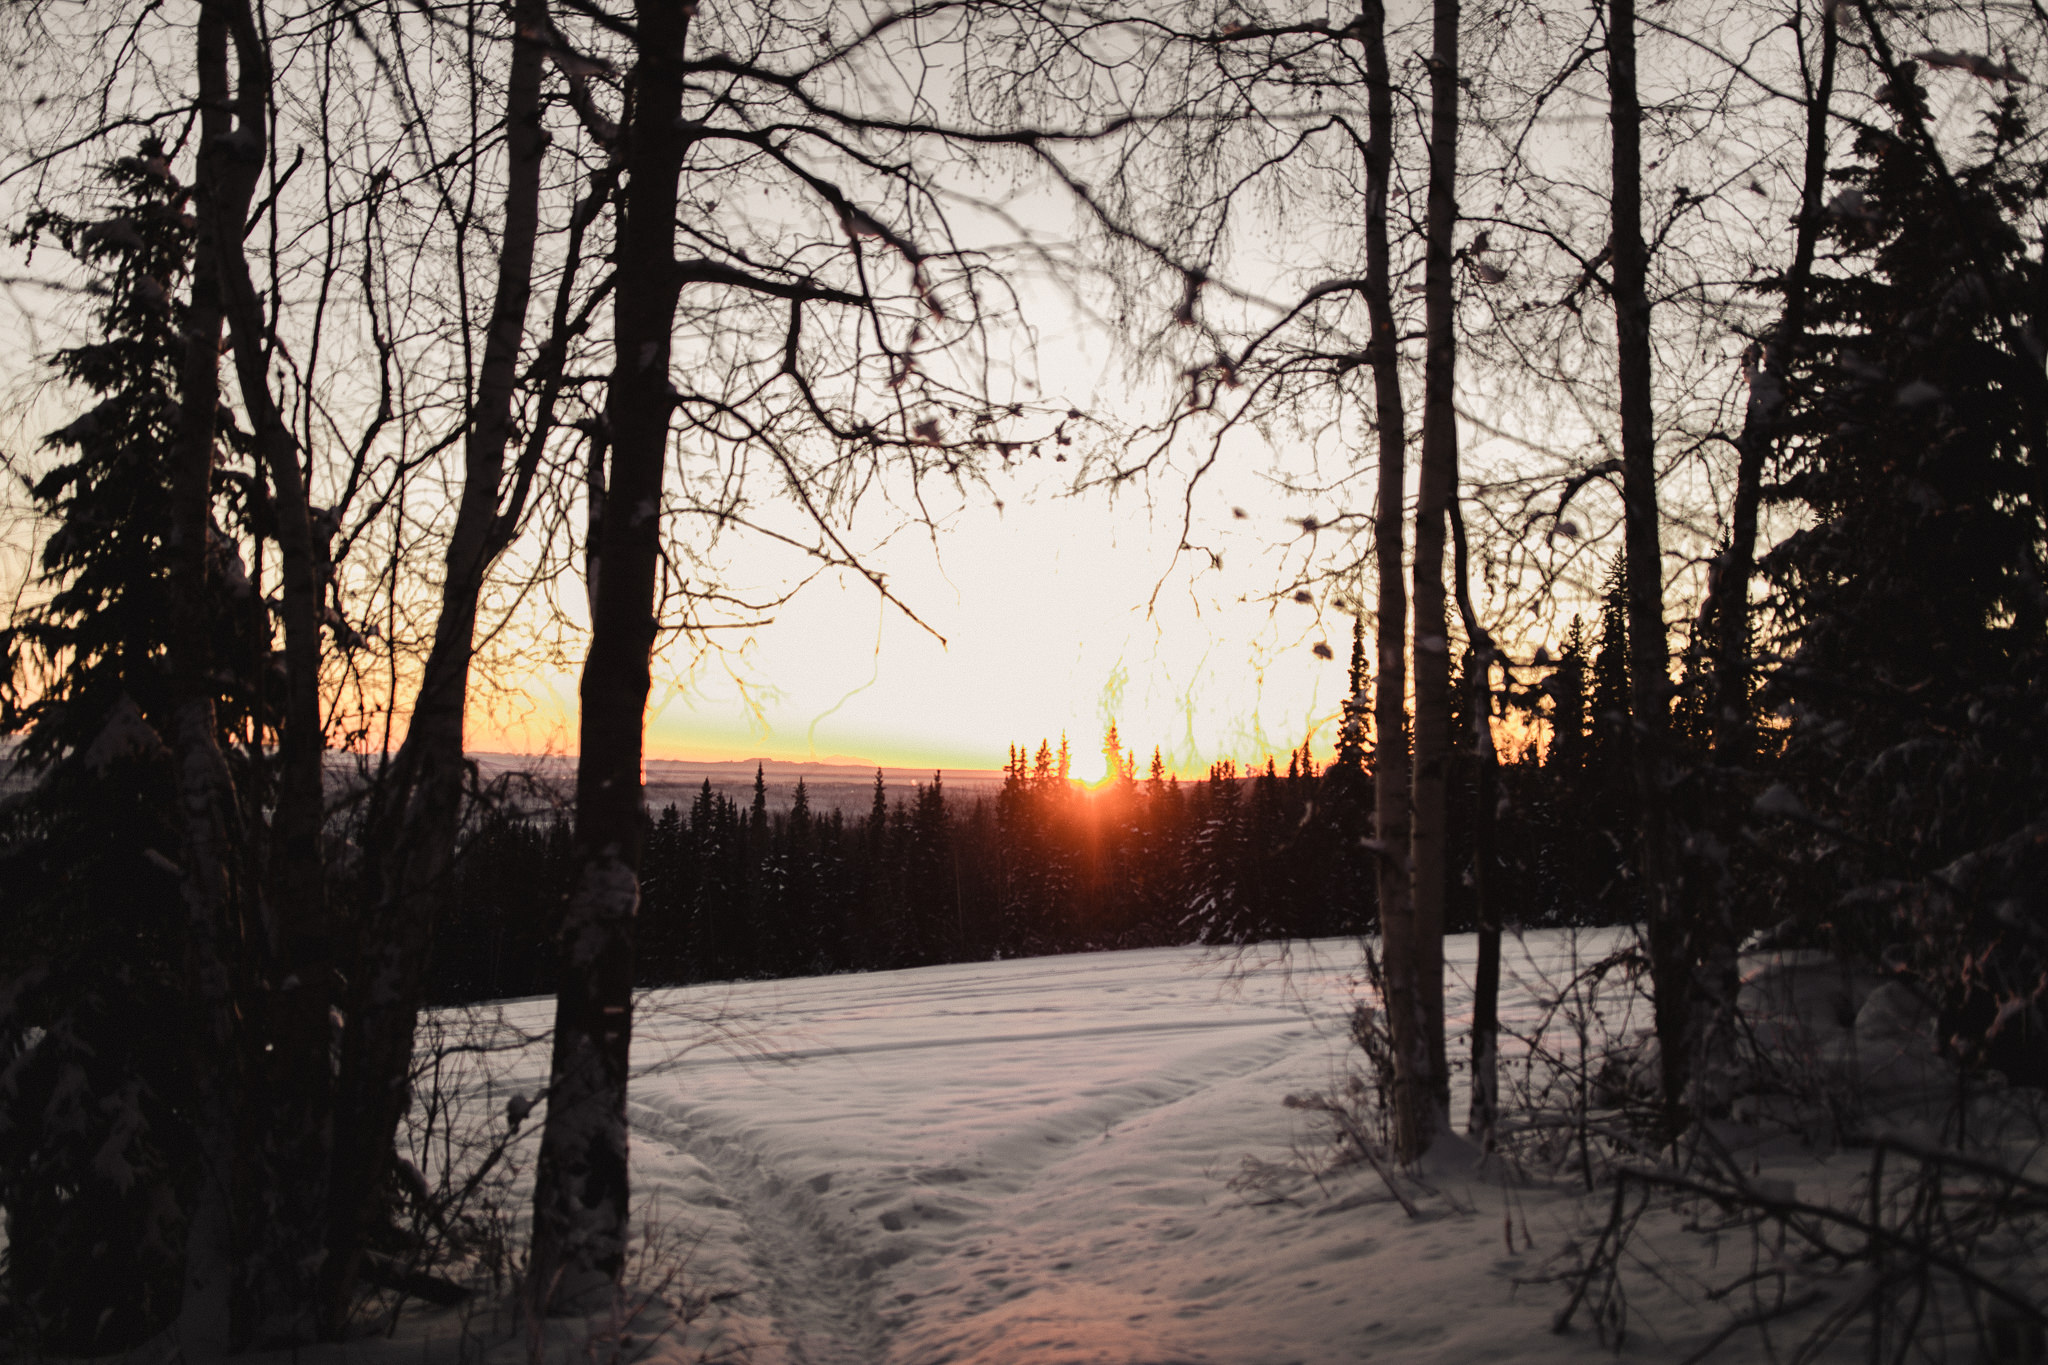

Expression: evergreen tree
xmin=0 ymin=143 xmax=265 ymax=1351
xmin=778 ymin=780 xmax=819 ymax=975
xmin=1546 ymin=615 xmax=1590 ymax=782
xmin=1445 ymin=650 xmax=1477 ymax=934
xmin=694 ymin=781 xmax=745 ymax=978
xmin=1031 ymin=740 xmax=1055 ymax=788
xmin=1588 ymin=556 xmax=1632 ymax=777
xmin=638 ymin=802 xmax=688 ymax=984
xmin=1673 ymin=557 xmax=1725 ymax=757
xmin=749 ymin=764 xmax=770 ymax=842
xmin=746 ymin=766 xmax=791 ymax=976
xmin=1 ymin=142 xmax=265 ymax=762
xmin=854 ymin=770 xmax=892 ymax=968
xmin=1579 ymin=561 xmax=1641 ymax=922
xmin=1527 ymin=615 xmax=1594 ymax=927
xmin=1334 ymin=615 xmax=1371 ymax=773
xmin=907 ymin=774 xmax=954 ymax=962
xmin=1761 ymin=68 xmax=2048 ymax=1074
xmin=1182 ymin=761 xmax=1245 ymax=942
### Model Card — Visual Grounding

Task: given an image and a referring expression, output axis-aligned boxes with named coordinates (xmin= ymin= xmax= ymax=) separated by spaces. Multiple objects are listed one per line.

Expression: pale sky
xmin=0 ymin=166 xmax=1373 ymax=790
xmin=1 ymin=2 xmax=1808 ymax=786
xmin=461 ymin=209 xmax=1390 ymax=783
xmin=472 ymin=395 xmax=1366 ymax=784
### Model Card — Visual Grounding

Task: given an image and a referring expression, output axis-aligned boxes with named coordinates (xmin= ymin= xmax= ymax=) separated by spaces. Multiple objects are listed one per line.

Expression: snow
xmin=244 ymin=930 xmax=2041 ymax=1364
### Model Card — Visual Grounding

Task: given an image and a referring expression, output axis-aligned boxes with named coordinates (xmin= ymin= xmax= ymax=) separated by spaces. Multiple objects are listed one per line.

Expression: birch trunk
xmin=321 ymin=0 xmax=554 ymax=1330
xmin=529 ymin=0 xmax=690 ymax=1310
xmin=1712 ymin=5 xmax=1834 ymax=759
xmin=1448 ymin=503 xmax=1501 ymax=1144
xmin=210 ymin=1 xmax=324 ymax=972
xmin=169 ymin=9 xmax=245 ymax=1346
xmin=203 ymin=2 xmax=334 ymax=1335
xmin=1672 ymin=4 xmax=1841 ymax=1132
xmin=172 ymin=0 xmax=334 ymax=1340
xmin=1401 ymin=0 xmax=1460 ymax=1157
xmin=1608 ymin=0 xmax=1689 ymax=1132
xmin=1357 ymin=0 xmax=1425 ymax=1165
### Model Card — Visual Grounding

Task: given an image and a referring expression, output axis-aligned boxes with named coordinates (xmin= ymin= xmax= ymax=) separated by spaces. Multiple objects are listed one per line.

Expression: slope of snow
xmin=250 ymin=931 xmax=2039 ymax=1365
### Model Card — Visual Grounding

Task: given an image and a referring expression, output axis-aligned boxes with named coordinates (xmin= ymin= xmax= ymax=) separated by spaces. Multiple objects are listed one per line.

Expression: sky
xmin=10 ymin=0 xmax=2030 ymax=785
xmin=0 ymin=165 xmax=1357 ymax=787
xmin=0 ymin=204 xmax=1376 ymax=790
xmin=0 ymin=6 xmax=1640 ymax=788
xmin=469 ymin=390 xmax=1366 ymax=784
xmin=455 ymin=182 xmax=1389 ymax=783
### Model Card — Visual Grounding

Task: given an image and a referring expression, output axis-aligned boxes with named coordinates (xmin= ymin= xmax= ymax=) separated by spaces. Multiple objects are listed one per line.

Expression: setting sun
xmin=465 ymin=481 xmax=1361 ymax=779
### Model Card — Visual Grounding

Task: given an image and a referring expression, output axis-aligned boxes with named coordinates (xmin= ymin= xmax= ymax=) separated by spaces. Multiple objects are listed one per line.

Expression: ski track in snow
xmin=617 ymin=960 xmax=1329 ymax=1364
xmin=627 ymin=1105 xmax=891 ymax=1365
xmin=219 ymin=929 xmax=2040 ymax=1365
xmin=441 ymin=931 xmax=1966 ymax=1365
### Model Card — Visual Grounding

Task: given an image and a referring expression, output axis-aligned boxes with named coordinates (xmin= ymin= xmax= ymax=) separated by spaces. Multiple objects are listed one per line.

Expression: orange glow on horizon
xmin=463 ymin=689 xmax=1348 ymax=782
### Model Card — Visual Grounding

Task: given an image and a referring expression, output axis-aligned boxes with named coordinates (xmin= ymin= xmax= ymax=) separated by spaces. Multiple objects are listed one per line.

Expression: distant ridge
xmin=467 ymin=751 xmax=1006 ymax=818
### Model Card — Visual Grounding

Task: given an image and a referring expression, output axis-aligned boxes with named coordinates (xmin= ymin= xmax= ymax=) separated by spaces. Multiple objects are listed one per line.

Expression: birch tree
xmin=1359 ymin=0 xmax=1421 ymax=1161
xmin=1396 ymin=0 xmax=1460 ymax=1156
xmin=322 ymin=0 xmax=599 ymax=1327
xmin=519 ymin=0 xmax=1120 ymax=1307
xmin=526 ymin=0 xmax=689 ymax=1307
xmin=1052 ymin=0 xmax=1475 ymax=1159
xmin=2 ymin=0 xmax=618 ymax=1334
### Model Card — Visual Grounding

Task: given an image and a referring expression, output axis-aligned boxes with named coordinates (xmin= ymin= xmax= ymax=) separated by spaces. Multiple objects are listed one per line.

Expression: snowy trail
xmin=596 ymin=945 xmax=1362 ymax=1363
xmin=251 ymin=928 xmax=2042 ymax=1364
xmin=640 ymin=1012 xmax=1311 ymax=1070
xmin=627 ymin=1105 xmax=891 ymax=1365
xmin=434 ymin=931 xmax=1794 ymax=1365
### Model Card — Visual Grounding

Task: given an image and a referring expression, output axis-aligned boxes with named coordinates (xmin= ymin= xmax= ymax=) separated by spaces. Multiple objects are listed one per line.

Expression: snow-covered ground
xmin=276 ymin=930 xmax=2042 ymax=1365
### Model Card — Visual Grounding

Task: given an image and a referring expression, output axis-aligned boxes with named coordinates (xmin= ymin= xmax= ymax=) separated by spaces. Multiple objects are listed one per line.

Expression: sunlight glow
xmin=467 ymin=464 xmax=1365 ymax=777
xmin=1072 ymin=746 xmax=1109 ymax=787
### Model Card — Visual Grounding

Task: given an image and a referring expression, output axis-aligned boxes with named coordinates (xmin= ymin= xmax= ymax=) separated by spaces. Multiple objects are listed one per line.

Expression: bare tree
xmin=1397 ymin=0 xmax=1461 ymax=1157
xmin=1708 ymin=0 xmax=1837 ymax=763
xmin=322 ymin=0 xmax=580 ymax=1329
xmin=1359 ymin=0 xmax=1422 ymax=1161
xmin=2 ymin=0 xmax=624 ymax=1333
xmin=1449 ymin=498 xmax=1505 ymax=1143
xmin=1042 ymin=0 xmax=1468 ymax=1159
xmin=519 ymin=0 xmax=1117 ymax=1307
xmin=1604 ymin=0 xmax=1700 ymax=1133
xmin=166 ymin=6 xmax=263 ymax=1344
xmin=527 ymin=0 xmax=690 ymax=1307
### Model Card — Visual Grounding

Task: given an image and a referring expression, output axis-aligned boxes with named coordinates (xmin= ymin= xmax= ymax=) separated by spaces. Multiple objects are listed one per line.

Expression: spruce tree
xmin=0 ymin=142 xmax=263 ymax=1351
xmin=1583 ymin=560 xmax=1640 ymax=922
xmin=1546 ymin=615 xmax=1590 ymax=781
xmin=1761 ymin=68 xmax=2047 ymax=1073
xmin=1101 ymin=722 xmax=1125 ymax=787
xmin=1588 ymin=557 xmax=1632 ymax=776
xmin=1334 ymin=615 xmax=1371 ymax=773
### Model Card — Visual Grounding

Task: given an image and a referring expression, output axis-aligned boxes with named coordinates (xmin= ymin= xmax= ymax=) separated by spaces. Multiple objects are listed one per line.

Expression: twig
xmin=1284 ymin=1092 xmax=1421 ymax=1218
xmin=1554 ymin=1171 xmax=1630 ymax=1334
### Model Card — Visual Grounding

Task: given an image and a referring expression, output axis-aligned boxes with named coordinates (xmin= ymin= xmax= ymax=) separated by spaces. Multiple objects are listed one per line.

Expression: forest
xmin=0 ymin=0 xmax=2044 ymax=1355
xmin=435 ymin=600 xmax=1657 ymax=1003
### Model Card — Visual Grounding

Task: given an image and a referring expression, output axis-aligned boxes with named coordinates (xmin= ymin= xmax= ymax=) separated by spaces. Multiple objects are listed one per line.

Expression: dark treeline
xmin=430 ymin=597 xmax=1663 ymax=1005
xmin=429 ymin=752 xmax=1375 ymax=1003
